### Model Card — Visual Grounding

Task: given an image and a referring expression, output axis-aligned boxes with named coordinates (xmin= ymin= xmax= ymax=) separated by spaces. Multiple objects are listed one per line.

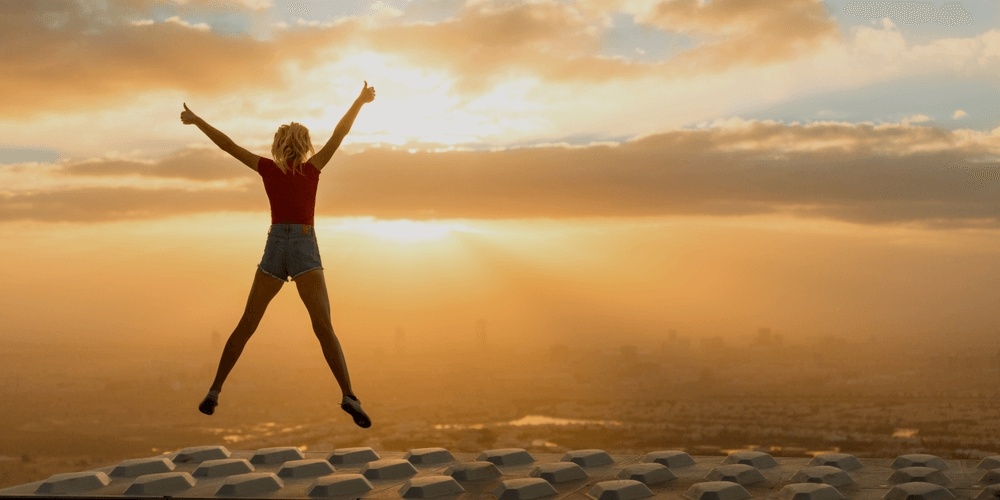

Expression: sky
xmin=1 ymin=0 xmax=1000 ymax=351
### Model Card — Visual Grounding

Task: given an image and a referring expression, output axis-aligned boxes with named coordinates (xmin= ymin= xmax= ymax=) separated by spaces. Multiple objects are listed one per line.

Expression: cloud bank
xmin=0 ymin=0 xmax=843 ymax=117
xmin=4 ymin=119 xmax=998 ymax=226
xmin=0 ymin=1 xmax=351 ymax=117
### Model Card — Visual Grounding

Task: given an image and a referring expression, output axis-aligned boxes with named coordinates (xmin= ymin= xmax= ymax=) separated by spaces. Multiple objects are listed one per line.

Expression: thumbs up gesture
xmin=358 ymin=81 xmax=376 ymax=104
xmin=180 ymin=103 xmax=199 ymax=124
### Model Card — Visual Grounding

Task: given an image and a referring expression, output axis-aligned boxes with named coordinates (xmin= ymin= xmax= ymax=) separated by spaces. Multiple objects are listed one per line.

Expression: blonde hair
xmin=271 ymin=122 xmax=315 ymax=174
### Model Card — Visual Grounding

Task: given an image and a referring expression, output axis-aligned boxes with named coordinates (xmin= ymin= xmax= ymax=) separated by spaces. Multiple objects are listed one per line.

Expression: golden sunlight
xmin=322 ymin=217 xmax=484 ymax=243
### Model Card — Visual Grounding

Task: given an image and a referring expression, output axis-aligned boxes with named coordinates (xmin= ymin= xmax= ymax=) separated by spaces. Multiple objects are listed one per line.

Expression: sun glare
xmin=300 ymin=51 xmax=542 ymax=147
xmin=323 ymin=217 xmax=482 ymax=243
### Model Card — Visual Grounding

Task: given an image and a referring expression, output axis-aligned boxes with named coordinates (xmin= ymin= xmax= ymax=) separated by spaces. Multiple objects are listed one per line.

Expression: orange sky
xmin=2 ymin=1 xmax=1000 ymax=349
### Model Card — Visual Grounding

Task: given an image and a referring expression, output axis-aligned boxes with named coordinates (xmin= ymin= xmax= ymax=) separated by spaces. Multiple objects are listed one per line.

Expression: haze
xmin=1 ymin=0 xmax=1000 ymax=488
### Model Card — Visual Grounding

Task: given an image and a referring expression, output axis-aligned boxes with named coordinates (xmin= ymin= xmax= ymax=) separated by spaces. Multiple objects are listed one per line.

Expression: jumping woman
xmin=180 ymin=81 xmax=376 ymax=428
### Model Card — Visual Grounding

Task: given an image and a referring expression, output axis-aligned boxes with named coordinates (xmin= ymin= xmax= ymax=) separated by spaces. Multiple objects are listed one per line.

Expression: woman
xmin=180 ymin=81 xmax=376 ymax=428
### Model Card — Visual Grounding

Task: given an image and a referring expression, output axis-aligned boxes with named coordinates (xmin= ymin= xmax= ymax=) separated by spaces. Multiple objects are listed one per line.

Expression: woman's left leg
xmin=294 ymin=269 xmax=355 ymax=396
xmin=294 ymin=268 xmax=371 ymax=427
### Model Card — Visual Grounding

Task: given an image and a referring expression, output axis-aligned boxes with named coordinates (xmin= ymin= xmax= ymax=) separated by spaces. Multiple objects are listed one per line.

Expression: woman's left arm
xmin=308 ymin=81 xmax=376 ymax=171
xmin=181 ymin=103 xmax=260 ymax=171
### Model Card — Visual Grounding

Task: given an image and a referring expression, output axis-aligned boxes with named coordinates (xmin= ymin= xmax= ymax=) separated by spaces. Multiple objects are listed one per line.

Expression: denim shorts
xmin=258 ymin=224 xmax=323 ymax=282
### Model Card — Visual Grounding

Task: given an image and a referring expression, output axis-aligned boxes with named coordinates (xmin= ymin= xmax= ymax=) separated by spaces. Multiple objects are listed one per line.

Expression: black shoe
xmin=199 ymin=395 xmax=218 ymax=416
xmin=341 ymin=395 xmax=371 ymax=428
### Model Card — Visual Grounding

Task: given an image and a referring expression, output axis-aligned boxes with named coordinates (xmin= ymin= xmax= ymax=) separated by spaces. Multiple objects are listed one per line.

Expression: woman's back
xmin=257 ymin=157 xmax=321 ymax=226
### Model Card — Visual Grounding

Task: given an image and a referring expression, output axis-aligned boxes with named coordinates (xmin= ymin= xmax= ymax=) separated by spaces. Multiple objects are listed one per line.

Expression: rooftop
xmin=0 ymin=445 xmax=997 ymax=499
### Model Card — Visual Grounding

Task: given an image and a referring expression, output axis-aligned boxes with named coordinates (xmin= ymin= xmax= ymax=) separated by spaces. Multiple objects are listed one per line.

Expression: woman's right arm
xmin=181 ymin=103 xmax=260 ymax=171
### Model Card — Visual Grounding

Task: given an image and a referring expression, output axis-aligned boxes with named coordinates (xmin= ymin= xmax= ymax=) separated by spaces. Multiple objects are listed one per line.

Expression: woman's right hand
xmin=358 ymin=81 xmax=376 ymax=104
xmin=180 ymin=103 xmax=199 ymax=124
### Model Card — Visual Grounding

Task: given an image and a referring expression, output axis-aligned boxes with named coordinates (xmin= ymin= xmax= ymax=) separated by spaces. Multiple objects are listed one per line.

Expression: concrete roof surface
xmin=0 ymin=446 xmax=997 ymax=499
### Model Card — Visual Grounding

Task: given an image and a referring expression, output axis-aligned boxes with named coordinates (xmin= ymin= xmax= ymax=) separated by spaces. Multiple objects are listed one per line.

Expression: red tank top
xmin=257 ymin=157 xmax=320 ymax=225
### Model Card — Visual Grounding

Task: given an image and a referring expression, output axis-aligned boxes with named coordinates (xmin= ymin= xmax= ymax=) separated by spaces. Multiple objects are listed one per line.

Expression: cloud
xmin=0 ymin=186 xmax=261 ymax=222
xmin=0 ymin=0 xmax=848 ymax=119
xmin=847 ymin=21 xmax=1000 ymax=76
xmin=953 ymin=109 xmax=967 ymax=120
xmin=163 ymin=15 xmax=211 ymax=31
xmin=59 ymin=148 xmax=254 ymax=181
xmin=634 ymin=0 xmax=840 ymax=71
xmin=901 ymin=113 xmax=931 ymax=125
xmin=2 ymin=0 xmax=632 ymax=118
xmin=170 ymin=0 xmax=273 ymax=11
xmin=5 ymin=119 xmax=999 ymax=226
xmin=318 ymin=120 xmax=1000 ymax=226
xmin=0 ymin=1 xmax=353 ymax=118
xmin=355 ymin=0 xmax=842 ymax=91
xmin=358 ymin=1 xmax=648 ymax=91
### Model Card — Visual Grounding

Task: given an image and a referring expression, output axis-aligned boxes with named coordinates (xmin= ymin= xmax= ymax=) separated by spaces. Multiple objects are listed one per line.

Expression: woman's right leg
xmin=209 ymin=268 xmax=284 ymax=392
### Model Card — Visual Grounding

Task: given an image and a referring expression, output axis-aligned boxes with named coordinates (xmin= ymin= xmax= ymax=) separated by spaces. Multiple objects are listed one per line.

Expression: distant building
xmin=661 ymin=329 xmax=687 ymax=357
